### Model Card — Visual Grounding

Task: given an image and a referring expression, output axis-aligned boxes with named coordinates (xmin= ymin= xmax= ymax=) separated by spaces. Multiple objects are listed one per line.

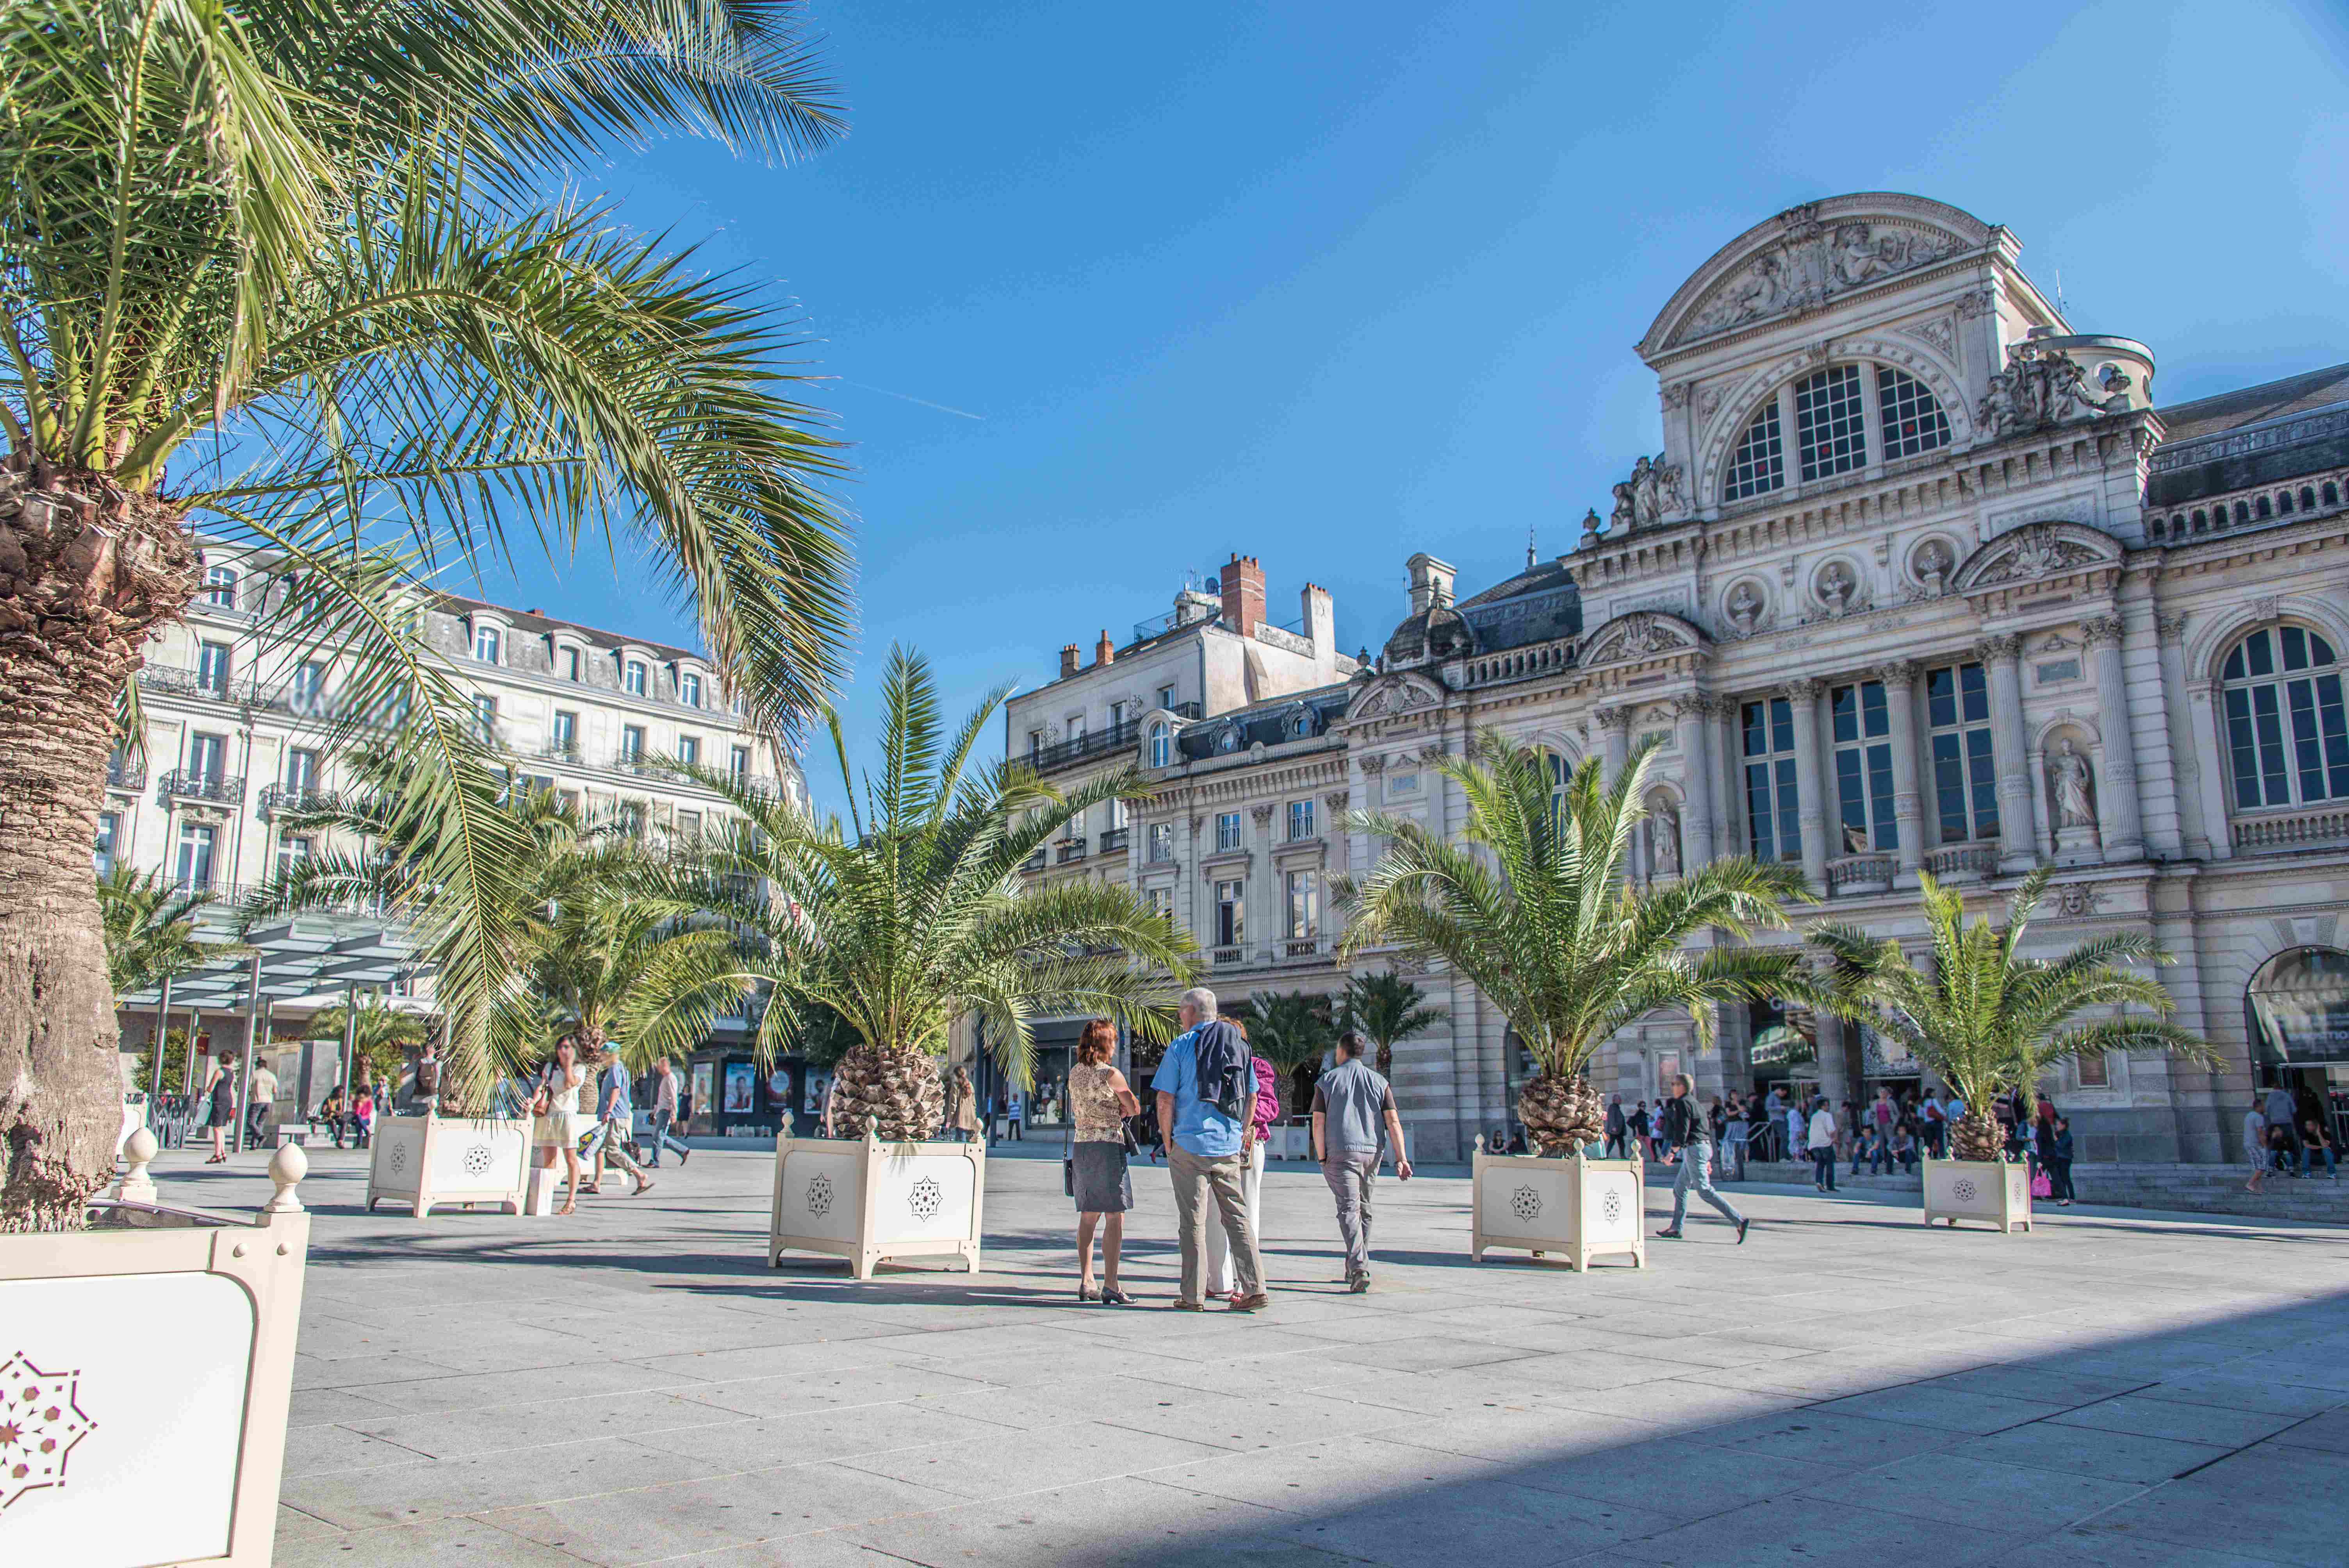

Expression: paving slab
xmin=129 ymin=1142 xmax=2349 ymax=1567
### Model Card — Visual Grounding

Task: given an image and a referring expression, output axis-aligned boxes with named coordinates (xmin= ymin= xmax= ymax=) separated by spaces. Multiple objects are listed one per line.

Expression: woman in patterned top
xmin=1068 ymin=1018 xmax=1141 ymax=1305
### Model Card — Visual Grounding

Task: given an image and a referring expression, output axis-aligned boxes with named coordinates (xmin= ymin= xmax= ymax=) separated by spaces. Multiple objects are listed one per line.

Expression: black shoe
xmin=1655 ymin=1229 xmax=1684 ymax=1240
xmin=679 ymin=1148 xmax=690 ymax=1166
xmin=1736 ymin=1218 xmax=1750 ymax=1245
xmin=1101 ymin=1286 xmax=1132 ymax=1306
xmin=1347 ymin=1272 xmax=1371 ymax=1293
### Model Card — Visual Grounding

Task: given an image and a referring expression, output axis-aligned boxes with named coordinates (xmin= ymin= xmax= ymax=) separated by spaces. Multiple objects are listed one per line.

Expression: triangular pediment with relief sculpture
xmin=1950 ymin=522 xmax=2121 ymax=595
xmin=1346 ymin=674 xmax=1445 ymax=722
xmin=1577 ymin=611 xmax=1708 ymax=671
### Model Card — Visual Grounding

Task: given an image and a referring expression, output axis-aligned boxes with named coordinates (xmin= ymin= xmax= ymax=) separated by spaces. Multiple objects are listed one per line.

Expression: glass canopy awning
xmin=116 ymin=912 xmax=423 ymax=1012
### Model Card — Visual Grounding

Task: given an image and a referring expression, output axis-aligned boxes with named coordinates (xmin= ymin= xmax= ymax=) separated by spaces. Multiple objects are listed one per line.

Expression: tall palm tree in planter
xmin=303 ymin=998 xmax=432 ymax=1090
xmin=1339 ymin=734 xmax=1816 ymax=1156
xmin=98 ymin=866 xmax=248 ymax=1092
xmin=0 ymin=0 xmax=854 ymax=1231
xmin=1811 ymin=868 xmax=2215 ymax=1164
xmin=1243 ymin=989 xmax=1335 ymax=1118
xmin=1339 ymin=969 xmax=1446 ymax=1080
xmin=684 ymin=648 xmax=1198 ymax=1140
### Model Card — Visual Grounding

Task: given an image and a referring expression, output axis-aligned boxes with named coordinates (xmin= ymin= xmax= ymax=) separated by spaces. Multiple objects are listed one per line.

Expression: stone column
xmin=1876 ymin=660 xmax=1925 ymax=880
xmin=1816 ymin=1010 xmax=1852 ymax=1105
xmin=2155 ymin=611 xmax=2208 ymax=858
xmin=1980 ymin=634 xmax=2038 ymax=871
xmin=2081 ymin=614 xmax=2146 ymax=862
xmin=1672 ymin=695 xmax=1714 ymax=868
xmin=1710 ymin=695 xmax=1742 ymax=857
xmin=1595 ymin=704 xmax=1632 ymax=784
xmin=1784 ymin=678 xmax=1828 ymax=889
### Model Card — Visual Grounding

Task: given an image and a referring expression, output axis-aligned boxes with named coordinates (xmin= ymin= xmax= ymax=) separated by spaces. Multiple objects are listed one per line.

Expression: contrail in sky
xmin=838 ymin=381 xmax=986 ymax=420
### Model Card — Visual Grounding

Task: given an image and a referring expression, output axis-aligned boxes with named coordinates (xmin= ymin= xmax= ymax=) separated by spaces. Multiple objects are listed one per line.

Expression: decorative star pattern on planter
xmin=0 ymin=1353 xmax=93 ymax=1511
xmin=1951 ymin=1176 xmax=1979 ymax=1203
xmin=909 ymin=1177 xmax=944 ymax=1221
xmin=387 ymin=1142 xmax=409 ymax=1175
xmin=1510 ymin=1185 xmax=1542 ymax=1221
xmin=806 ymin=1174 xmax=833 ymax=1216
xmin=462 ymin=1144 xmax=494 ymax=1178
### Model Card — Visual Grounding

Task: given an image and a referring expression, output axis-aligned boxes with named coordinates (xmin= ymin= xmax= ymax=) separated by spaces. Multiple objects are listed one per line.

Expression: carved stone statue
xmin=1978 ymin=345 xmax=2123 ymax=438
xmin=1651 ymin=801 xmax=1682 ymax=877
xmin=1727 ymin=582 xmax=1763 ymax=635
xmin=1609 ymin=456 xmax=1649 ymax=532
xmin=2050 ymin=739 xmax=2096 ymax=830
xmin=1914 ymin=541 xmax=1952 ymax=595
xmin=1818 ymin=562 xmax=1855 ymax=613
xmin=1682 ymin=219 xmax=1956 ymax=341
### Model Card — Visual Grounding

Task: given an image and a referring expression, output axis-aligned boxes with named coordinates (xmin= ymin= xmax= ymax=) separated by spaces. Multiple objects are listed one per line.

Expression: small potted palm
xmin=1341 ymin=735 xmax=1813 ymax=1270
xmin=1811 ymin=868 xmax=2214 ymax=1233
xmin=686 ymin=650 xmax=1194 ymax=1279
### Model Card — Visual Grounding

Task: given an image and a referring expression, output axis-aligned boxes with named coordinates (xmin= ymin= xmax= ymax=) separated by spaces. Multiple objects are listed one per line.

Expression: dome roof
xmin=1381 ymin=602 xmax=1476 ymax=668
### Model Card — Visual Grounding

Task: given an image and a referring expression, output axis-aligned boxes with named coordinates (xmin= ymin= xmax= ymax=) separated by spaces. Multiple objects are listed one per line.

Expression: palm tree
xmin=1340 ymin=734 xmax=1816 ymax=1156
xmin=98 ymin=865 xmax=235 ymax=996
xmin=1243 ymin=990 xmax=1335 ymax=1118
xmin=522 ymin=844 xmax=754 ymax=1069
xmin=1811 ymin=868 xmax=2215 ymax=1162
xmin=1339 ymin=969 xmax=1446 ymax=1080
xmin=304 ymin=998 xmax=432 ymax=1091
xmin=1 ymin=0 xmax=855 ymax=1229
xmin=682 ymin=647 xmax=1197 ymax=1140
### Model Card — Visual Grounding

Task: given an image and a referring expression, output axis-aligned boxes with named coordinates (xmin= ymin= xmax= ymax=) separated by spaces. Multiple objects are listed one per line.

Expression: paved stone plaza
xmin=160 ymin=1146 xmax=2349 ymax=1567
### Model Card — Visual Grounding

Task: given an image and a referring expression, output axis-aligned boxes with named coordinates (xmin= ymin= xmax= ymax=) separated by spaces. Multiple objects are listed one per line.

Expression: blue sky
xmin=463 ymin=0 xmax=2349 ymax=809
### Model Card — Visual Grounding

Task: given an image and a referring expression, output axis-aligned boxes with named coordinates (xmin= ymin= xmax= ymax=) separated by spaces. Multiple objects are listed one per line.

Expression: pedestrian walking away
xmin=642 ymin=1058 xmax=691 ymax=1167
xmin=1151 ymin=986 xmax=1267 ymax=1311
xmin=1312 ymin=1031 xmax=1412 ymax=1290
xmin=1067 ymin=1019 xmax=1141 ymax=1305
xmin=1205 ymin=1020 xmax=1278 ymax=1303
xmin=950 ymin=1064 xmax=982 ymax=1143
xmin=1655 ymin=1073 xmax=1749 ymax=1243
xmin=2243 ymin=1097 xmax=2269 ymax=1193
xmin=1603 ymin=1094 xmax=1627 ymax=1160
xmin=412 ymin=1040 xmax=443 ymax=1113
xmin=1807 ymin=1096 xmax=1839 ymax=1191
xmin=244 ymin=1060 xmax=279 ymax=1149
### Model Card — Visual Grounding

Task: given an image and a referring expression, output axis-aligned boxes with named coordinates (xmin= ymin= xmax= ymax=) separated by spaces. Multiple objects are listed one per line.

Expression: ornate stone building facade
xmin=1014 ymin=192 xmax=2349 ymax=1165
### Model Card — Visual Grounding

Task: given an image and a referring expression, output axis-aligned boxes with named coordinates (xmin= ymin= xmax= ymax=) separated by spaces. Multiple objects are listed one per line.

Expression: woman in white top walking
xmin=1807 ymin=1096 xmax=1839 ymax=1192
xmin=531 ymin=1036 xmax=590 ymax=1215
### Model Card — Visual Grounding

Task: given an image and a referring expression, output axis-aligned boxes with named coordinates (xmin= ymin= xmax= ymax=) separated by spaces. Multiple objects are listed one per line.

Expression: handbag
xmin=2030 ymin=1167 xmax=2053 ymax=1199
xmin=1062 ymin=1119 xmax=1075 ymax=1199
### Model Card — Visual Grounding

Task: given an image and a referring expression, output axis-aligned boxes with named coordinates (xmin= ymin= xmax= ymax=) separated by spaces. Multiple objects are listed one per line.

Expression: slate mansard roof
xmin=2148 ymin=362 xmax=2349 ymax=509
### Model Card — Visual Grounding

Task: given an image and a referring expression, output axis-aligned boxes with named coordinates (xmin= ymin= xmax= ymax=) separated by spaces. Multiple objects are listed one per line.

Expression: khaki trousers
xmin=1169 ymin=1143 xmax=1262 ymax=1303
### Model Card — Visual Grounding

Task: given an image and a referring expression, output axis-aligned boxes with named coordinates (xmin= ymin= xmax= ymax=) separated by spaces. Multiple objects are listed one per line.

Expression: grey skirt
xmin=1072 ymin=1139 xmax=1134 ymax=1213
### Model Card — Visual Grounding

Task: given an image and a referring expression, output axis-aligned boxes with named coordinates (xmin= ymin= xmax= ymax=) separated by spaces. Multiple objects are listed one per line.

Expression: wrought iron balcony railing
xmin=161 ymin=770 xmax=244 ymax=805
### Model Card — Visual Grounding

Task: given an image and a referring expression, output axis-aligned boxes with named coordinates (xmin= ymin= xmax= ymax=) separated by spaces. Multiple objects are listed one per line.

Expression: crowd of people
xmin=2242 ymin=1080 xmax=2340 ymax=1192
xmin=1062 ymin=986 xmax=1413 ymax=1309
xmin=525 ymin=1040 xmax=694 ymax=1214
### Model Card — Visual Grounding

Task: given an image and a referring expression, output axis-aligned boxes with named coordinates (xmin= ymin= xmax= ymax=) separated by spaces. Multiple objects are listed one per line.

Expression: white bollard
xmin=113 ymin=1126 xmax=160 ymax=1205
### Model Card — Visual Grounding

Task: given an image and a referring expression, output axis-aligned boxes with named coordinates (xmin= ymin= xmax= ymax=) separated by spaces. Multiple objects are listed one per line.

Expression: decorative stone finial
xmin=114 ymin=1126 xmax=159 ymax=1205
xmin=264 ymin=1141 xmax=308 ymax=1215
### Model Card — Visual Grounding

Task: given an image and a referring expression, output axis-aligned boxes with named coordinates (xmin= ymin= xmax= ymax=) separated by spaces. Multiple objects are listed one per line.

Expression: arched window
xmin=1148 ymin=721 xmax=1170 ymax=768
xmin=1876 ymin=368 xmax=1951 ymax=459
xmin=1542 ymin=748 xmax=1570 ymax=829
xmin=2192 ymin=508 xmax=2208 ymax=532
xmin=624 ymin=659 xmax=647 ymax=696
xmin=1725 ymin=401 xmax=1784 ymax=501
xmin=2235 ymin=501 xmax=2251 ymax=525
xmin=2301 ymin=486 xmax=2318 ymax=510
xmin=1721 ymin=362 xmax=1951 ymax=504
xmin=2222 ymin=625 xmax=2349 ymax=810
xmin=203 ymin=565 xmax=238 ymax=608
xmin=2328 ymin=482 xmax=2342 ymax=508
xmin=2278 ymin=490 xmax=2295 ymax=515
xmin=2256 ymin=495 xmax=2271 ymax=519
xmin=472 ymin=623 xmax=501 ymax=663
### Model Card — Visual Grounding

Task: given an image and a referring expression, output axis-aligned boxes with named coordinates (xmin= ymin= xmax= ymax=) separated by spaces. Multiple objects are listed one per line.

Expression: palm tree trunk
xmin=1374 ymin=1039 xmax=1392 ymax=1079
xmin=1950 ymin=1110 xmax=2004 ymax=1163
xmin=0 ymin=461 xmax=196 ymax=1231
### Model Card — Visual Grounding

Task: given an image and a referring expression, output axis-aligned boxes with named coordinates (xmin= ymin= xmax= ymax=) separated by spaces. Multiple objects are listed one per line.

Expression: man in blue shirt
xmin=588 ymin=1049 xmax=653 ymax=1196
xmin=1152 ymin=986 xmax=1266 ymax=1310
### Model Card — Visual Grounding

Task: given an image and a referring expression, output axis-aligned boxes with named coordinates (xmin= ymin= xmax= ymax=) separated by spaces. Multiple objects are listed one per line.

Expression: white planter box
xmin=0 ymin=1148 xmax=310 ymax=1566
xmin=1266 ymin=1125 xmax=1307 ymax=1161
xmin=769 ymin=1128 xmax=986 ymax=1279
xmin=1921 ymin=1156 xmax=2034 ymax=1233
xmin=364 ymin=1114 xmax=529 ymax=1219
xmin=1471 ymin=1150 xmax=1647 ymax=1271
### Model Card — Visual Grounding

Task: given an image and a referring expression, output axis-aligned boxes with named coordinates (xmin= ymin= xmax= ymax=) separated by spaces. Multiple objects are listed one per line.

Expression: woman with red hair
xmin=1068 ymin=1018 xmax=1141 ymax=1304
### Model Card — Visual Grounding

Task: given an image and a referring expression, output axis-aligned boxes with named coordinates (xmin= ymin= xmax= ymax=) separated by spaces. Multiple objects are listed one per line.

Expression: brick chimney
xmin=1059 ymin=643 xmax=1081 ymax=679
xmin=1219 ymin=553 xmax=1265 ymax=638
xmin=1094 ymin=629 xmax=1115 ymax=666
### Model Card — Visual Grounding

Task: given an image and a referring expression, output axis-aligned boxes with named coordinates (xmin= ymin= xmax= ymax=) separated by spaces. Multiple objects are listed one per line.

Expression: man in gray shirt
xmin=1312 ymin=1031 xmax=1411 ymax=1292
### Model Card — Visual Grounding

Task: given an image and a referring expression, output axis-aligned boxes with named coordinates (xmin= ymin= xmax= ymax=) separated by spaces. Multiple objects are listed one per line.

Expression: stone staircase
xmin=1736 ymin=1159 xmax=2349 ymax=1225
